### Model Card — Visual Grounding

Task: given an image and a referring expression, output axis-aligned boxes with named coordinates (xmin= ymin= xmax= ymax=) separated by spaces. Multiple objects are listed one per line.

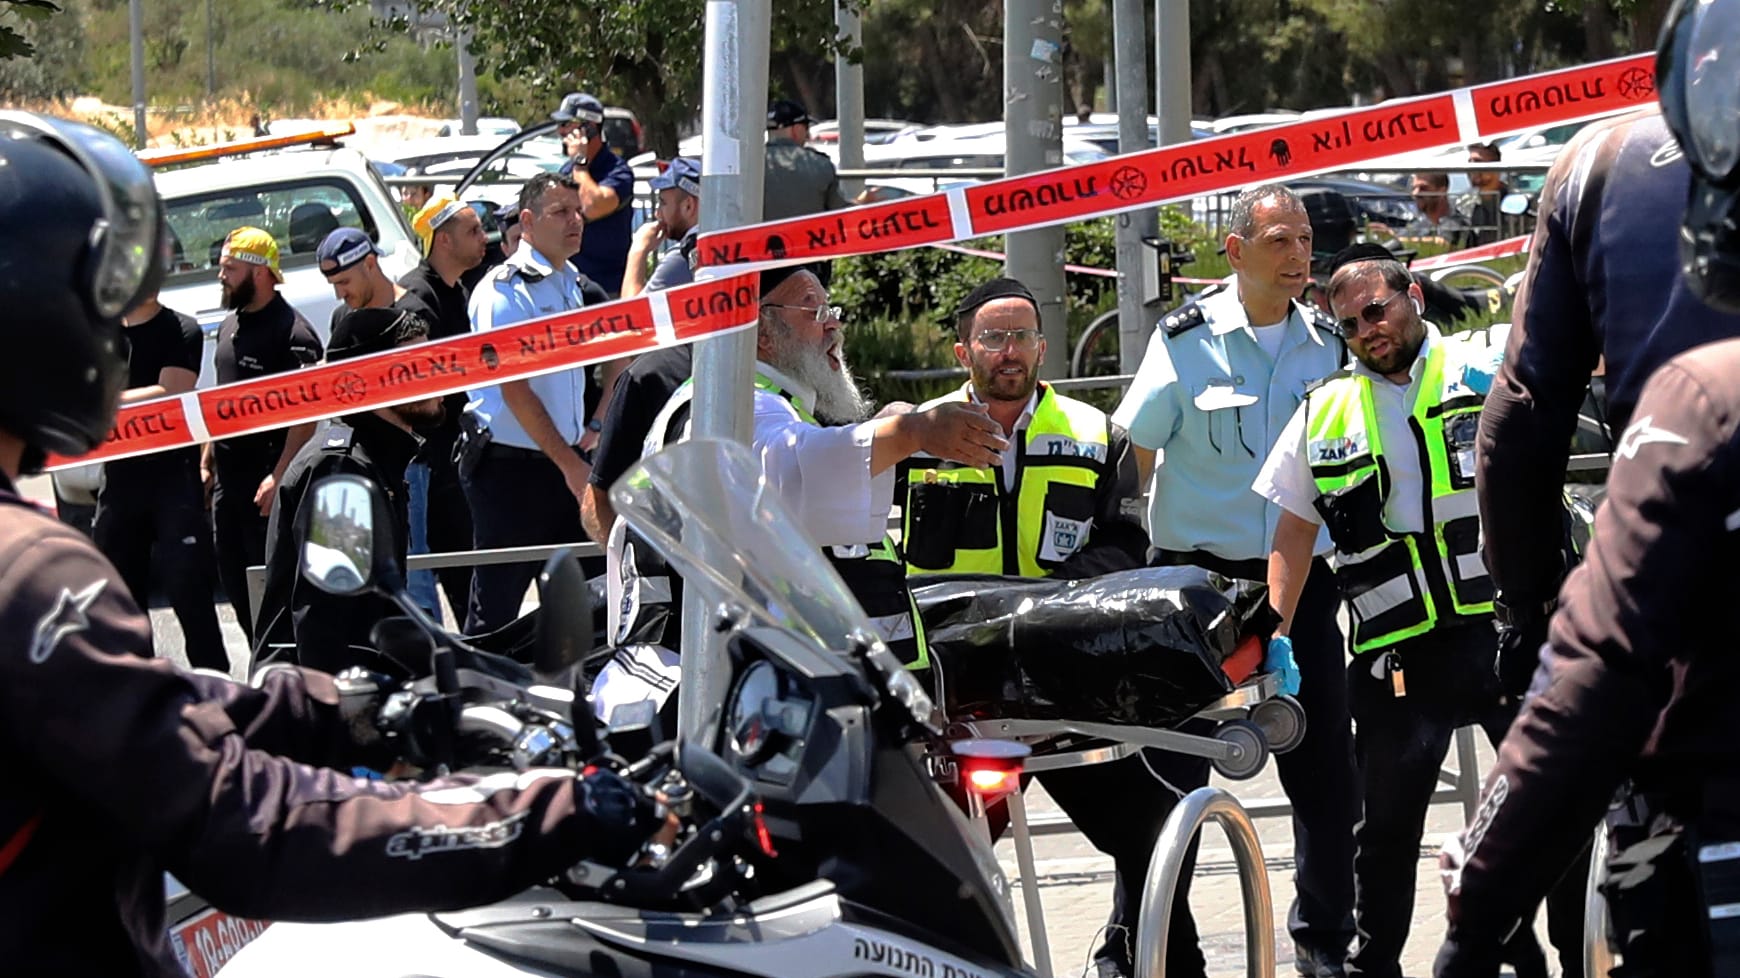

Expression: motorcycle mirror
xmin=1499 ymin=192 xmax=1530 ymax=216
xmin=300 ymin=474 xmax=402 ymax=596
xmin=533 ymin=547 xmax=593 ymax=677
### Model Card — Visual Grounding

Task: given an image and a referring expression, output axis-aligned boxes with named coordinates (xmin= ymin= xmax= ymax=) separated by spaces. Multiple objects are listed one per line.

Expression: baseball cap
xmin=649 ymin=157 xmax=701 ymax=197
xmin=328 ymin=307 xmax=430 ymax=362
xmin=315 ymin=227 xmax=380 ymax=277
xmin=494 ymin=199 xmax=521 ymax=229
xmin=221 ymin=226 xmax=283 ymax=283
xmin=412 ymin=193 xmax=468 ymax=254
xmin=551 ymin=92 xmax=605 ymax=125
xmin=767 ymin=99 xmax=817 ymax=130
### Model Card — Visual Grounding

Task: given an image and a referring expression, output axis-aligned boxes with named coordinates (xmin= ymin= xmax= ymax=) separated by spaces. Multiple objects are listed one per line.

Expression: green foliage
xmin=0 ymin=0 xmax=58 ymax=60
xmin=0 ymin=0 xmax=81 ymax=93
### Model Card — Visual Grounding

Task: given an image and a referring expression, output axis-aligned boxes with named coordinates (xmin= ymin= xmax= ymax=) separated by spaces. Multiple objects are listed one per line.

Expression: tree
xmin=2 ymin=0 xmax=61 ymax=60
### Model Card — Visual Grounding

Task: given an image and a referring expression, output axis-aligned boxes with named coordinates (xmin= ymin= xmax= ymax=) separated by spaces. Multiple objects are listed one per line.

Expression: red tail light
xmin=951 ymin=738 xmax=1030 ymax=800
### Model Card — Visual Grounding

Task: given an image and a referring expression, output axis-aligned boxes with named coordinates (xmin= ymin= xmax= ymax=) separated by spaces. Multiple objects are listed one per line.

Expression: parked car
xmin=435 ymin=116 xmax=523 ymax=138
xmin=603 ymin=106 xmax=644 ymax=159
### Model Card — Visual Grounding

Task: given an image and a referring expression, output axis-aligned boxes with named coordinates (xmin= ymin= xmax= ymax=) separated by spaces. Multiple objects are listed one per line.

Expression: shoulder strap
xmin=1162 ymin=301 xmax=1208 ymax=339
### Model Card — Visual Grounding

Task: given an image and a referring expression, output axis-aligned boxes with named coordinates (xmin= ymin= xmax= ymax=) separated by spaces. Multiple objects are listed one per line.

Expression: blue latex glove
xmin=1265 ymin=636 xmax=1302 ymax=697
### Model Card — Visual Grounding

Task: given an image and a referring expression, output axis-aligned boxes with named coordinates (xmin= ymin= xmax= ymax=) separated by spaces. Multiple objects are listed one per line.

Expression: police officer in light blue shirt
xmin=1110 ymin=184 xmax=1358 ymax=978
xmin=462 ymin=170 xmax=599 ymax=634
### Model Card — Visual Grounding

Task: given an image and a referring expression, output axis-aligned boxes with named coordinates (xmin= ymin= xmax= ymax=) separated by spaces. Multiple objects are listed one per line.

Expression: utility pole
xmin=1003 ymin=0 xmax=1068 ymax=379
xmin=205 ymin=0 xmax=217 ymax=99
xmin=834 ymin=0 xmax=866 ymax=201
xmin=456 ymin=27 xmax=479 ymax=136
xmin=1155 ymin=0 xmax=1192 ymax=146
xmin=678 ymin=0 xmax=769 ymax=751
xmin=128 ymin=0 xmax=146 ymax=149
xmin=1112 ymin=0 xmax=1155 ymax=372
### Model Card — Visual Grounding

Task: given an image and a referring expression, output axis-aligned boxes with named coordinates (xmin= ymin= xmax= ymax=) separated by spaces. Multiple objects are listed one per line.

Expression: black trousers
xmin=1277 ymin=559 xmax=1360 ymax=969
xmin=424 ymin=453 xmax=475 ymax=618
xmin=211 ymin=472 xmax=270 ymax=651
xmin=93 ymin=457 xmax=228 ymax=672
xmin=1346 ymin=624 xmax=1549 ymax=978
xmin=462 ymin=445 xmax=585 ymax=634
xmin=1157 ymin=550 xmax=1359 ymax=972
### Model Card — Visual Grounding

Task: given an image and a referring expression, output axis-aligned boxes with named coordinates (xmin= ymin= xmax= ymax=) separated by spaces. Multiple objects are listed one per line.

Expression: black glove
xmin=578 ymin=767 xmax=665 ymax=867
xmin=1495 ymin=618 xmax=1548 ymax=702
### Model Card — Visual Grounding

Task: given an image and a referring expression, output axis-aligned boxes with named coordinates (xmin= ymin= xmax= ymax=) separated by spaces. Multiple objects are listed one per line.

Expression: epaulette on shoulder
xmin=1303 ymin=304 xmax=1342 ymax=338
xmin=1162 ymin=302 xmax=1207 ymax=339
xmin=491 ymin=263 xmax=521 ymax=284
xmin=1304 ymin=368 xmax=1354 ymax=395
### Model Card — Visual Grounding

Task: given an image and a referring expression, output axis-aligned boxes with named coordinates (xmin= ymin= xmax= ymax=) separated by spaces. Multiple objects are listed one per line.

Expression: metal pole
xmin=128 ymin=0 xmax=146 ymax=150
xmin=1003 ymin=0 xmax=1068 ymax=379
xmin=834 ymin=0 xmax=865 ymax=201
xmin=1006 ymin=790 xmax=1054 ymax=978
xmin=1136 ymin=787 xmax=1275 ymax=978
xmin=679 ymin=0 xmax=767 ymax=750
xmin=1585 ymin=824 xmax=1615 ymax=978
xmin=1111 ymin=0 xmax=1154 ymax=373
xmin=456 ymin=27 xmax=480 ymax=136
xmin=205 ymin=0 xmax=216 ymax=98
xmin=1154 ymin=0 xmax=1192 ymax=147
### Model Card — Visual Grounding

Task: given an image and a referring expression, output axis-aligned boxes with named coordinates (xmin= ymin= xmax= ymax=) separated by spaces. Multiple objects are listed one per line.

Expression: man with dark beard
xmin=205 ymin=226 xmax=323 ymax=651
xmin=895 ymin=277 xmax=1160 ymax=978
xmin=253 ymin=307 xmax=446 ymax=674
xmin=1255 ymin=256 xmax=1543 ymax=978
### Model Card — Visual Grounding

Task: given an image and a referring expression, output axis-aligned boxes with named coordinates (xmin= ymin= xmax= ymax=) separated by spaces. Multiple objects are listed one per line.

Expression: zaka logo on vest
xmin=1030 ymin=434 xmax=1103 ymax=461
xmin=1308 ymin=433 xmax=1367 ymax=465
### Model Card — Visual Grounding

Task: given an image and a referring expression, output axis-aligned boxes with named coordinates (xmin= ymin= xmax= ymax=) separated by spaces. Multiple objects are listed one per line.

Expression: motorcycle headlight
xmin=1659 ymin=0 xmax=1740 ymax=183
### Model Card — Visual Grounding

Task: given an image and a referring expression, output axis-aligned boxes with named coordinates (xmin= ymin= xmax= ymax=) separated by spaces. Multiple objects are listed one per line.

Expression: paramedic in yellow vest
xmin=1254 ymin=255 xmax=1546 ymax=978
xmin=897 ymin=277 xmax=1196 ymax=978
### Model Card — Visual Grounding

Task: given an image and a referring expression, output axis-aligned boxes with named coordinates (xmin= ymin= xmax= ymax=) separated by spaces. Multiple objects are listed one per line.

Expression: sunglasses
xmin=1336 ymin=290 xmax=1410 ymax=339
xmin=762 ymin=302 xmax=842 ymax=324
xmin=975 ymin=327 xmax=1041 ymax=352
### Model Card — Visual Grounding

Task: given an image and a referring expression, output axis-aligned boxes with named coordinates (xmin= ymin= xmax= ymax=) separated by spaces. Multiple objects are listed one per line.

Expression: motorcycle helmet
xmin=0 ymin=112 xmax=165 ymax=466
xmin=1657 ymin=0 xmax=1740 ymax=312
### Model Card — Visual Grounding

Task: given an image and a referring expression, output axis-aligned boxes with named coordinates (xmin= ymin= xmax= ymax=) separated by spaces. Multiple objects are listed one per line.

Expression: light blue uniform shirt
xmin=1110 ymin=286 xmax=1346 ymax=562
xmin=466 ymin=245 xmax=589 ymax=451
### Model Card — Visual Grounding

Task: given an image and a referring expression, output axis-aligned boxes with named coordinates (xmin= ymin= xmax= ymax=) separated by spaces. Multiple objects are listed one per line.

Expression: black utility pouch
xmin=453 ymin=411 xmax=493 ymax=481
xmin=1314 ymin=476 xmax=1388 ymax=553
xmin=905 ymin=481 xmax=996 ymax=570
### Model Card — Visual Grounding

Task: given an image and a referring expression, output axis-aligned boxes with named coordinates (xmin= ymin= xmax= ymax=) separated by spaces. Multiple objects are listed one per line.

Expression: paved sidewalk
xmin=988 ymin=746 xmax=1567 ymax=978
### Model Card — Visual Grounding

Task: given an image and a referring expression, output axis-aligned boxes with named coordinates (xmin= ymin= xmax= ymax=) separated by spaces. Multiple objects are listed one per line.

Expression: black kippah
xmin=955 ymin=276 xmax=1039 ymax=320
xmin=1326 ymin=242 xmax=1400 ymax=275
xmin=759 ymin=261 xmax=832 ymax=296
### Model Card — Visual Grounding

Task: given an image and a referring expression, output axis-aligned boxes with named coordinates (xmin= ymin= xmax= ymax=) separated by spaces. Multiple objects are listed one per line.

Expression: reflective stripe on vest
xmin=902 ymin=384 xmax=1110 ymax=579
xmin=1304 ymin=339 xmax=1493 ymax=653
xmin=643 ymin=372 xmax=929 ymax=671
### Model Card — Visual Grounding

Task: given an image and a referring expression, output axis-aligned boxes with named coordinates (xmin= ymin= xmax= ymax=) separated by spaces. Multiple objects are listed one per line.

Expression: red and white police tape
xmin=694 ymin=53 xmax=1652 ymax=269
xmin=1411 ymin=234 xmax=1533 ymax=270
xmin=48 ymin=53 xmax=1651 ymax=472
xmin=46 ymin=271 xmax=762 ymax=471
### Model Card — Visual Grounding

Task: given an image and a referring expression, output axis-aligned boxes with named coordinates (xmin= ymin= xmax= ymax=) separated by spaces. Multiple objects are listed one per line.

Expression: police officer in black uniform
xmin=254 ymin=308 xmax=445 ymax=674
xmin=0 ymin=111 xmax=671 ymax=978
xmin=1436 ymin=4 xmax=1740 ymax=974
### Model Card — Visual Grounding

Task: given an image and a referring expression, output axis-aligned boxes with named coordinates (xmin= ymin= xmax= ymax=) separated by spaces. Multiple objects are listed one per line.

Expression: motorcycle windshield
xmin=610 ymin=437 xmax=875 ymax=655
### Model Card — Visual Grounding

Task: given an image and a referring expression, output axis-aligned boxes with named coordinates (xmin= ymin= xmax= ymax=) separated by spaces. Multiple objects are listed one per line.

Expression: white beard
xmin=765 ymin=327 xmax=870 ymax=424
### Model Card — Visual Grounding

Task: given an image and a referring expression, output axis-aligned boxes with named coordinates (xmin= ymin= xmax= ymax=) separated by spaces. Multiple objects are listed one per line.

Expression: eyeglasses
xmin=762 ymin=302 xmax=842 ymax=324
xmin=974 ymin=327 xmax=1041 ymax=352
xmin=1335 ymin=290 xmax=1410 ymax=339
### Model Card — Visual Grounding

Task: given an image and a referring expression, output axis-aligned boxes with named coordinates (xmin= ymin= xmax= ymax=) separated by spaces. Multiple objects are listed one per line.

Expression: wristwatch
xmin=1492 ymin=594 xmax=1557 ymax=627
xmin=587 ymin=418 xmax=603 ymax=433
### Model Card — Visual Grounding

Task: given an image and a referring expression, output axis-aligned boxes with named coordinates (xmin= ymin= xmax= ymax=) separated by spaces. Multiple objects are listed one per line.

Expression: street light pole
xmin=128 ymin=0 xmax=146 ymax=149
xmin=1003 ymin=0 xmax=1068 ymax=379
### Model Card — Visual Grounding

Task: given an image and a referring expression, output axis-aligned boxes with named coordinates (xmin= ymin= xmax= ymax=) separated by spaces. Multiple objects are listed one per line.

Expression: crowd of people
xmin=6 ymin=0 xmax=1740 ymax=971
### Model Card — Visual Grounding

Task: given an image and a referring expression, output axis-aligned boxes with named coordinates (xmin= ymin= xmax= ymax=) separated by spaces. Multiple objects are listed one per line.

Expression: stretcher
xmin=928 ymin=672 xmax=1304 ymax=978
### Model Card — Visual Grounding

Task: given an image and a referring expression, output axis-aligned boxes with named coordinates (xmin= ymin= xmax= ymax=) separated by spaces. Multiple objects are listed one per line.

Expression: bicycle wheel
xmin=1070 ymin=308 xmax=1124 ymax=378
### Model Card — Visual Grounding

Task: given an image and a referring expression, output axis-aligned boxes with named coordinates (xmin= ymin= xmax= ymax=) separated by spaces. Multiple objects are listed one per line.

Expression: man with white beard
xmin=608 ymin=264 xmax=1004 ymax=675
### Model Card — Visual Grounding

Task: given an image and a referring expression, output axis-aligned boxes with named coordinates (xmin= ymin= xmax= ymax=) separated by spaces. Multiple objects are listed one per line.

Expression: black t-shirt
xmin=396 ymin=260 xmax=471 ymax=340
xmin=211 ymin=293 xmax=323 ymax=486
xmin=108 ymin=305 xmax=204 ymax=478
xmin=589 ymin=344 xmax=694 ymax=492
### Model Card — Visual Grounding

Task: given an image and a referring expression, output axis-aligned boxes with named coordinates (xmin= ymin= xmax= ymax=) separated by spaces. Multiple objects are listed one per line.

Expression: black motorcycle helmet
xmin=1657 ymin=0 xmax=1740 ymax=313
xmin=0 ymin=112 xmax=165 ymax=468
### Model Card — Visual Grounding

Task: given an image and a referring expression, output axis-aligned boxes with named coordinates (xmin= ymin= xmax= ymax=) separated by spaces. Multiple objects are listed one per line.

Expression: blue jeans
xmin=404 ymin=461 xmax=441 ymax=619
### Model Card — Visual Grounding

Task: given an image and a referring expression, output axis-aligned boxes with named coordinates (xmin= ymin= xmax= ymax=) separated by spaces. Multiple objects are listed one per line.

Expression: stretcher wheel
xmin=1211 ymin=719 xmax=1269 ymax=781
xmin=1249 ymin=696 xmax=1308 ymax=755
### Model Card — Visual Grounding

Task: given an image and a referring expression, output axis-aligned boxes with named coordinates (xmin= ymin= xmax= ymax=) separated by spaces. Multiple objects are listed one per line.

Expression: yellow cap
xmin=221 ymin=226 xmax=283 ymax=283
xmin=412 ymin=193 xmax=468 ymax=254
